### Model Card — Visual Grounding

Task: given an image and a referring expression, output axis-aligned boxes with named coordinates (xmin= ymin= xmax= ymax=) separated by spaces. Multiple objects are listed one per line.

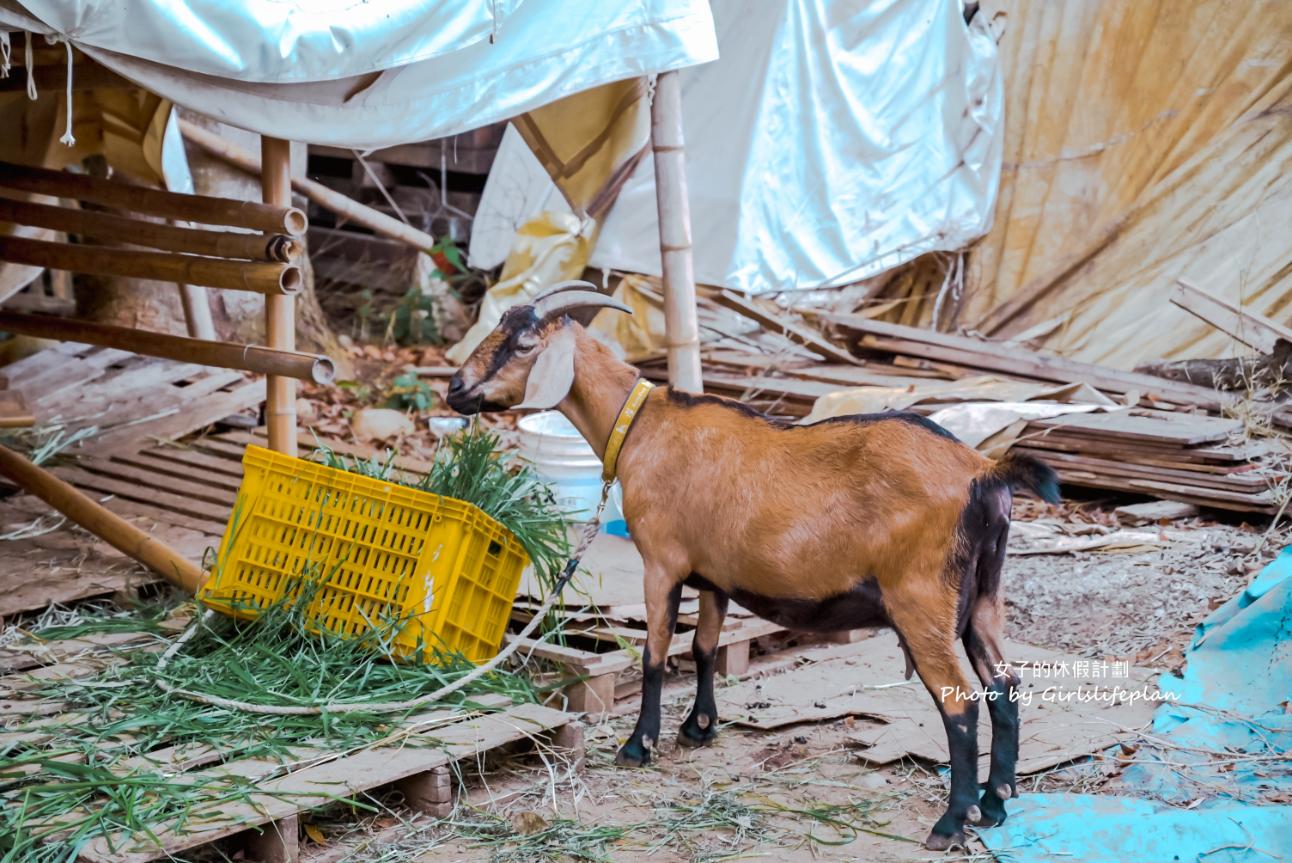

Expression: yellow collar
xmin=602 ymin=379 xmax=654 ymax=482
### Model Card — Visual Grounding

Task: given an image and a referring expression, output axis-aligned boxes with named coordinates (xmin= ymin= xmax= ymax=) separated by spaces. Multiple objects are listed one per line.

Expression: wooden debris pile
xmin=633 ymin=281 xmax=1288 ymax=515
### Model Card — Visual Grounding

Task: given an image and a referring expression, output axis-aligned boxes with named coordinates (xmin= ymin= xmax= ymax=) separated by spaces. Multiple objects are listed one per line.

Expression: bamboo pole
xmin=182 ymin=120 xmax=438 ymax=254
xmin=261 ymin=136 xmax=298 ymax=457
xmin=0 ymin=160 xmax=306 ymax=236
xmin=0 ymin=235 xmax=300 ymax=294
xmin=0 ymin=311 xmax=335 ymax=383
xmin=0 ymin=196 xmax=301 ymax=261
xmin=0 ymin=442 xmax=205 ymax=593
xmin=650 ymin=71 xmax=703 ymax=393
xmin=176 ymin=283 xmax=217 ymax=340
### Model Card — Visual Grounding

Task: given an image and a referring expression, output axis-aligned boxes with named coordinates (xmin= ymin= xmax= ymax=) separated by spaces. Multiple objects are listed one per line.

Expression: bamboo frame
xmin=0 ymin=159 xmax=306 ymax=236
xmin=650 ymin=71 xmax=703 ymax=393
xmin=181 ymin=120 xmax=438 ymax=254
xmin=0 ymin=196 xmax=301 ymax=261
xmin=0 ymin=311 xmax=335 ymax=384
xmin=261 ymin=137 xmax=298 ymax=457
xmin=0 ymin=235 xmax=301 ymax=294
xmin=0 ymin=441 xmax=205 ymax=592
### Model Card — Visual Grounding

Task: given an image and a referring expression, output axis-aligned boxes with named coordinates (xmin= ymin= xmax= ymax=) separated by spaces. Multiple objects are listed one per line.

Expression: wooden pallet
xmin=0 ymin=620 xmax=581 ymax=863
xmin=0 ymin=342 xmax=265 ymax=454
xmin=507 ymin=608 xmax=864 ymax=719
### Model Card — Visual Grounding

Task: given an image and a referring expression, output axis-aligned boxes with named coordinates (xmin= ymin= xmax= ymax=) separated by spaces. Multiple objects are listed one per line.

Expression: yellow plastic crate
xmin=198 ymin=445 xmax=529 ymax=663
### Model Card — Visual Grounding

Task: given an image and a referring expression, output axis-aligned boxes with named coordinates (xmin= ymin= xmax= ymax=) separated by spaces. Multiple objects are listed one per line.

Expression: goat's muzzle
xmin=446 ymin=374 xmax=507 ymax=414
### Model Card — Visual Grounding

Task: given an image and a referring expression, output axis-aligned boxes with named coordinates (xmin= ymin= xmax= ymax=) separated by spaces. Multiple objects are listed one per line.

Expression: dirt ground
xmin=299 ymin=504 xmax=1282 ymax=863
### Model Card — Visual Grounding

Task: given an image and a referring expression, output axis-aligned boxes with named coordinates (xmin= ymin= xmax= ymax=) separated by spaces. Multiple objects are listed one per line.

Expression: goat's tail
xmin=985 ymin=451 xmax=1061 ymax=503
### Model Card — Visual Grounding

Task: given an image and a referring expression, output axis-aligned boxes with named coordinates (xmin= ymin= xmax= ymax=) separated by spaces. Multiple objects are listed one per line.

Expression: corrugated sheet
xmin=964 ymin=0 xmax=1292 ymax=367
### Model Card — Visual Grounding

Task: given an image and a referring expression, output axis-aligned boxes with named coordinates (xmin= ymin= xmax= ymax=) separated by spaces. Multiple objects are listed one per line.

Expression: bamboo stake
xmin=262 ymin=137 xmax=298 ymax=457
xmin=0 ymin=196 xmax=301 ymax=261
xmin=0 ymin=235 xmax=300 ymax=294
xmin=0 ymin=160 xmax=306 ymax=236
xmin=0 ymin=311 xmax=335 ymax=383
xmin=181 ymin=120 xmax=438 ymax=254
xmin=0 ymin=442 xmax=205 ymax=593
xmin=176 ymin=283 xmax=217 ymax=340
xmin=650 ymin=71 xmax=703 ymax=393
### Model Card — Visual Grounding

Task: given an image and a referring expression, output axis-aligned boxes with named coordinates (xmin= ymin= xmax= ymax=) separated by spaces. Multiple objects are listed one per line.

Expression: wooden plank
xmin=1020 ymin=448 xmax=1269 ymax=491
xmin=109 ymin=451 xmax=244 ymax=492
xmin=78 ymin=702 xmax=571 ymax=862
xmin=710 ymin=291 xmax=861 ymax=366
xmin=702 ymin=350 xmax=941 ymax=388
xmin=1030 ymin=411 xmax=1242 ymax=446
xmin=73 ymin=457 xmax=240 ymax=508
xmin=135 ymin=444 xmax=247 ymax=479
xmin=90 ymin=378 xmax=265 ymax=454
xmin=1172 ymin=280 xmax=1292 ymax=354
xmin=1017 ymin=433 xmax=1252 ymax=464
xmin=52 ymin=466 xmax=231 ymax=529
xmin=817 ymin=312 xmax=1239 ymax=413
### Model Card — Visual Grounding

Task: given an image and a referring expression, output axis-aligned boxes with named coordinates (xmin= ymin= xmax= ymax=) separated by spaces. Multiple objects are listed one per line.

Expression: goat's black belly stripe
xmin=684 ymin=574 xmax=889 ymax=632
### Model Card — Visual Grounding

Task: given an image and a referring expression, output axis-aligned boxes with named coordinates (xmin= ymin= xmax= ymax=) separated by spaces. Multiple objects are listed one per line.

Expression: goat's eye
xmin=514 ymin=340 xmax=538 ymax=355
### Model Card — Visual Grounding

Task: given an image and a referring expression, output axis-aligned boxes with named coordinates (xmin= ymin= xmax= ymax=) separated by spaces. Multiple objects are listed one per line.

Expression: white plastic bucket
xmin=516 ymin=411 xmax=617 ymax=522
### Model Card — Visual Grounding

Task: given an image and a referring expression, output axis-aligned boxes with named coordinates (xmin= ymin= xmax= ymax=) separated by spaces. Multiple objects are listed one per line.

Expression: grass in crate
xmin=312 ymin=426 xmax=571 ymax=592
xmin=0 ymin=590 xmax=540 ymax=863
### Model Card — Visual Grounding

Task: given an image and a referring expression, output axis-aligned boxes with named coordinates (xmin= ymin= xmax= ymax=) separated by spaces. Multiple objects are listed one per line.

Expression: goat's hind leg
xmin=887 ymin=604 xmax=981 ymax=851
xmin=962 ymin=503 xmax=1020 ymax=827
xmin=963 ymin=595 xmax=1020 ymax=827
xmin=678 ymin=588 xmax=728 ymax=748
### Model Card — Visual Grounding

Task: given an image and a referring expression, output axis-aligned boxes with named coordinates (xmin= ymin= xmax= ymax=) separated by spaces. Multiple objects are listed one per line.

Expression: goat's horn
xmin=532 ymin=283 xmax=632 ymax=319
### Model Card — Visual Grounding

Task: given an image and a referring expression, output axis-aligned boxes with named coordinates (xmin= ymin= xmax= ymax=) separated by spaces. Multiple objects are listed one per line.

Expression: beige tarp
xmin=964 ymin=0 xmax=1292 ymax=368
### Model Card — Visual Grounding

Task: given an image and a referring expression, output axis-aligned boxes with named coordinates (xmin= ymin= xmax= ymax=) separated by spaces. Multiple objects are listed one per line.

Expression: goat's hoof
xmin=923 ymin=829 xmax=967 ymax=852
xmin=677 ymin=716 xmax=719 ymax=748
xmin=614 ymin=741 xmax=651 ymax=767
xmin=974 ymin=790 xmax=1008 ymax=827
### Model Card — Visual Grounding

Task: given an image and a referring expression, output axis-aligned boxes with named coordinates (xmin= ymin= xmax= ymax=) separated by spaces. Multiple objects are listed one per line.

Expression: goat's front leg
xmin=678 ymin=588 xmax=728 ymax=748
xmin=615 ymin=571 xmax=683 ymax=767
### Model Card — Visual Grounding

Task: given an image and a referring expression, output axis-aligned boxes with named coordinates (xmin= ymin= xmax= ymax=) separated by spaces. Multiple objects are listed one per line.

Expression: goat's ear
xmin=515 ymin=327 xmax=577 ymax=410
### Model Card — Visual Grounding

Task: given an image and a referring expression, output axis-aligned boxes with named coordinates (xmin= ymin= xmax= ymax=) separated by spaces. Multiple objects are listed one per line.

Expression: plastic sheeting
xmin=978 ymin=794 xmax=1292 ymax=863
xmin=963 ymin=0 xmax=1292 ymax=368
xmin=0 ymin=0 xmax=718 ymax=148
xmin=980 ymin=549 xmax=1292 ymax=863
xmin=473 ymin=0 xmax=1004 ymax=293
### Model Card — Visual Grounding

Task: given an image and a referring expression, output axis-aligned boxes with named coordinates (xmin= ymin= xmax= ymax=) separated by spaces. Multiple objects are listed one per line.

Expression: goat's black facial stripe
xmin=480 ymin=307 xmax=541 ymax=382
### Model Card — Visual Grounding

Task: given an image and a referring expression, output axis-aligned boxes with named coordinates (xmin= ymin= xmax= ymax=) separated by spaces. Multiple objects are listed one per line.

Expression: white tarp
xmin=472 ymin=0 xmax=1003 ymax=293
xmin=1 ymin=0 xmax=718 ymax=148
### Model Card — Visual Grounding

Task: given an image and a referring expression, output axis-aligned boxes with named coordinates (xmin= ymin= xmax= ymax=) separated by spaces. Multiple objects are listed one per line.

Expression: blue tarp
xmin=981 ymin=548 xmax=1292 ymax=863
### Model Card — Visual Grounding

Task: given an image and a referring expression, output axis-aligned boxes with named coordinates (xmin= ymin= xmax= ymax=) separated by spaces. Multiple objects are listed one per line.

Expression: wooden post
xmin=0 ymin=441 xmax=205 ymax=592
xmin=261 ymin=137 xmax=297 ymax=457
xmin=650 ymin=71 xmax=703 ymax=393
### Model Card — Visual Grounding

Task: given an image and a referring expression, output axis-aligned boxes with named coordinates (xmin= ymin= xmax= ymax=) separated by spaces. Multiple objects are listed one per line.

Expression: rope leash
xmin=155 ymin=483 xmax=612 ymax=716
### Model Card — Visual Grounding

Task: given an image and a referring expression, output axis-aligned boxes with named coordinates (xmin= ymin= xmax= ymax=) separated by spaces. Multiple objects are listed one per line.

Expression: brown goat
xmin=447 ymin=288 xmax=1060 ymax=850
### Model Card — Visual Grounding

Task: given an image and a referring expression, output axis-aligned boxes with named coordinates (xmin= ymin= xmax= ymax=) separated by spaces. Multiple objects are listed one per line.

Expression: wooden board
xmin=1030 ymin=410 xmax=1242 ymax=446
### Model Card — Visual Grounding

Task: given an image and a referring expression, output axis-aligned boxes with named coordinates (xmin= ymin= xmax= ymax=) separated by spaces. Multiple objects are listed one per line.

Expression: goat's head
xmin=446 ymin=281 xmax=631 ymax=414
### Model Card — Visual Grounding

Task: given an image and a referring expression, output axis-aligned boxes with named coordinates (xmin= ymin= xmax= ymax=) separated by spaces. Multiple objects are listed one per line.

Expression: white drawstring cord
xmin=1 ymin=32 xmax=11 ymax=79
xmin=58 ymin=39 xmax=76 ymax=146
xmin=24 ymin=31 xmax=35 ymax=100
